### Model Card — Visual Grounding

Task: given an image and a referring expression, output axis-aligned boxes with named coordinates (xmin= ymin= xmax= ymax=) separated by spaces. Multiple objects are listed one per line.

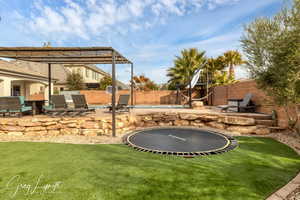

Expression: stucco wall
xmin=0 ymin=74 xmax=51 ymax=100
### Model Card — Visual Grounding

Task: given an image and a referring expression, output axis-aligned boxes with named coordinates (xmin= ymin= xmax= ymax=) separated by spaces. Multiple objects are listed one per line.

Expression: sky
xmin=0 ymin=0 xmax=286 ymax=84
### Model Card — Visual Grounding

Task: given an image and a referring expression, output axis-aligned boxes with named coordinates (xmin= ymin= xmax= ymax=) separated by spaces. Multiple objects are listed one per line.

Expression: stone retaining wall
xmin=135 ymin=112 xmax=271 ymax=135
xmin=0 ymin=112 xmax=272 ymax=137
xmin=0 ymin=115 xmax=133 ymax=137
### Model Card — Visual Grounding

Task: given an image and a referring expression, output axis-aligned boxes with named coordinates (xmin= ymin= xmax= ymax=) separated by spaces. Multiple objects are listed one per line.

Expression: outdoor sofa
xmin=0 ymin=96 xmax=32 ymax=117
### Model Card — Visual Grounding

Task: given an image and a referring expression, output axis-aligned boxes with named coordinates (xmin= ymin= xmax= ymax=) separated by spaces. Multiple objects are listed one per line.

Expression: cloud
xmin=207 ymin=0 xmax=240 ymax=10
xmin=17 ymin=0 xmax=241 ymax=41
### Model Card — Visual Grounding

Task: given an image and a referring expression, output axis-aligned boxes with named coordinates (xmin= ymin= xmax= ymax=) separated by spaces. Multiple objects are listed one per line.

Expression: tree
xmin=201 ymin=56 xmax=237 ymax=86
xmin=222 ymin=50 xmax=245 ymax=79
xmin=206 ymin=56 xmax=227 ymax=73
xmin=241 ymin=0 xmax=300 ymax=131
xmin=99 ymin=76 xmax=112 ymax=90
xmin=66 ymin=72 xmax=84 ymax=90
xmin=133 ymin=75 xmax=159 ymax=91
xmin=213 ymin=71 xmax=237 ymax=86
xmin=167 ymin=48 xmax=206 ymax=88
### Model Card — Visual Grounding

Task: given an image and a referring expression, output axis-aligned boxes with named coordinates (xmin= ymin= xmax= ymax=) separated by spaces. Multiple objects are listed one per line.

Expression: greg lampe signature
xmin=5 ymin=174 xmax=62 ymax=198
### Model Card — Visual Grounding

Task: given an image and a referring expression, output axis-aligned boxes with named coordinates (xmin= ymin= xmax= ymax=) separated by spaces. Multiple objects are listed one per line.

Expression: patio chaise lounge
xmin=43 ymin=95 xmax=71 ymax=116
xmin=218 ymin=93 xmax=256 ymax=113
xmin=107 ymin=94 xmax=130 ymax=112
xmin=0 ymin=96 xmax=32 ymax=117
xmin=71 ymin=94 xmax=95 ymax=116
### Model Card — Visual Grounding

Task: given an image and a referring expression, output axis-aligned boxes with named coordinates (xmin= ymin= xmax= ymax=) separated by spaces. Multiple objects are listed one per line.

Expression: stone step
xmin=269 ymin=126 xmax=286 ymax=132
xmin=255 ymin=120 xmax=275 ymax=126
xmin=225 ymin=113 xmax=272 ymax=120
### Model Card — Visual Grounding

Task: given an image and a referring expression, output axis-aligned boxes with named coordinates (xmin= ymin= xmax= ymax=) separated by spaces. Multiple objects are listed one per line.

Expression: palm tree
xmin=222 ymin=50 xmax=245 ymax=79
xmin=205 ymin=56 xmax=226 ymax=75
xmin=167 ymin=48 xmax=206 ymax=87
xmin=167 ymin=48 xmax=206 ymax=107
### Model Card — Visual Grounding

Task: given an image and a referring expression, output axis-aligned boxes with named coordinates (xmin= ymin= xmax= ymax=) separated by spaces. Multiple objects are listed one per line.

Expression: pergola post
xmin=111 ymin=50 xmax=116 ymax=137
xmin=189 ymin=80 xmax=192 ymax=108
xmin=130 ymin=62 xmax=134 ymax=106
xmin=206 ymin=65 xmax=209 ymax=105
xmin=48 ymin=63 xmax=52 ymax=103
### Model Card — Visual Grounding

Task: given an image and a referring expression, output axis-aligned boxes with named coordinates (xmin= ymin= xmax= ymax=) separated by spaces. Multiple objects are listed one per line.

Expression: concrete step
xmin=255 ymin=120 xmax=275 ymax=126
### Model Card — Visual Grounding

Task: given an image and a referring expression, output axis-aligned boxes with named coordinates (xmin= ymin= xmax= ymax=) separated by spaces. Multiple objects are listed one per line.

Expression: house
xmin=62 ymin=64 xmax=129 ymax=90
xmin=0 ymin=59 xmax=128 ymax=100
xmin=0 ymin=59 xmax=55 ymax=101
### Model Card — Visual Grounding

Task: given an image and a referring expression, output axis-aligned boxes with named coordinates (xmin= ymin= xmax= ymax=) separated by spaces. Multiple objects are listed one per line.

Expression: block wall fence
xmin=209 ymin=80 xmax=299 ymax=128
xmin=28 ymin=80 xmax=299 ymax=128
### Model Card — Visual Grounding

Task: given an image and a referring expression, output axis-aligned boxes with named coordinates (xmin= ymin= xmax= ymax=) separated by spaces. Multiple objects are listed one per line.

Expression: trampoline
xmin=125 ymin=127 xmax=238 ymax=156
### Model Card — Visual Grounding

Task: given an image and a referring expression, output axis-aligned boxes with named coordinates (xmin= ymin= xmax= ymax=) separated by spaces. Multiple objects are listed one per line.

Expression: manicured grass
xmin=0 ymin=137 xmax=299 ymax=200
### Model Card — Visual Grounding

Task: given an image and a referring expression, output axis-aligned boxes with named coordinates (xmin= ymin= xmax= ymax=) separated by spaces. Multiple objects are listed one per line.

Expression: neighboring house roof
xmin=12 ymin=60 xmax=67 ymax=84
xmin=0 ymin=59 xmax=57 ymax=81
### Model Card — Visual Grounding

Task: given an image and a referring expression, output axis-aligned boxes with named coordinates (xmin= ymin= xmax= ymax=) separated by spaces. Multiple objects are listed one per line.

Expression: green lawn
xmin=0 ymin=137 xmax=299 ymax=200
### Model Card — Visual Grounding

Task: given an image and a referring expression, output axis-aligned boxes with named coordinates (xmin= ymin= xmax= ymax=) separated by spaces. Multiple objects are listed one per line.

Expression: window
xmin=12 ymin=85 xmax=21 ymax=96
xmin=86 ymin=68 xmax=89 ymax=78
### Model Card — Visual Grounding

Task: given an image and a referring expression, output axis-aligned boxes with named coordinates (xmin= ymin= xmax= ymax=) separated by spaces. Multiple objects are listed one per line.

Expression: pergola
xmin=0 ymin=47 xmax=133 ymax=137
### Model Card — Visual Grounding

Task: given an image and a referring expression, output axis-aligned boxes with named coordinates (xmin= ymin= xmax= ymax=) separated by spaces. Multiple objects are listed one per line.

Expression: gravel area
xmin=269 ymin=131 xmax=300 ymax=155
xmin=287 ymin=186 xmax=300 ymax=200
xmin=267 ymin=131 xmax=300 ymax=200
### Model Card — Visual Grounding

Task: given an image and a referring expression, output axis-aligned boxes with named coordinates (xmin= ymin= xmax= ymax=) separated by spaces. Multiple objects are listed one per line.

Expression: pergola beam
xmin=0 ymin=47 xmax=131 ymax=64
xmin=14 ymin=58 xmax=130 ymax=63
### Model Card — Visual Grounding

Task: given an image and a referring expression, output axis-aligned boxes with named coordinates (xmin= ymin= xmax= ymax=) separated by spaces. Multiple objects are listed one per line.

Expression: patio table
xmin=25 ymin=100 xmax=45 ymax=115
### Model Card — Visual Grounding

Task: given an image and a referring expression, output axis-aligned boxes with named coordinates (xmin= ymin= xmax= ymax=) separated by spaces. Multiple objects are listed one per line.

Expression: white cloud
xmin=19 ymin=0 xmax=241 ymax=41
xmin=207 ymin=0 xmax=240 ymax=10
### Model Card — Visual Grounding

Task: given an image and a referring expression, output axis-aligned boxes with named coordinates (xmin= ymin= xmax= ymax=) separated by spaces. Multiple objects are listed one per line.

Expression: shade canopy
xmin=0 ymin=47 xmax=132 ymax=64
xmin=0 ymin=46 xmax=134 ymax=137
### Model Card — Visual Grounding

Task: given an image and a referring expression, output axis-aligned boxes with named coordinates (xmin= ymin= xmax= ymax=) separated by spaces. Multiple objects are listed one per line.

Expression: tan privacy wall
xmin=80 ymin=90 xmax=181 ymax=105
xmin=210 ymin=80 xmax=299 ymax=128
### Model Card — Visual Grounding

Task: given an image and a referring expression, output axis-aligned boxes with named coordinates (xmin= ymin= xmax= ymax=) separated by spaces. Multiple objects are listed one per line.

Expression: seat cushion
xmin=43 ymin=105 xmax=53 ymax=110
xmin=21 ymin=106 xmax=32 ymax=112
xmin=19 ymin=96 xmax=25 ymax=105
xmin=10 ymin=106 xmax=32 ymax=113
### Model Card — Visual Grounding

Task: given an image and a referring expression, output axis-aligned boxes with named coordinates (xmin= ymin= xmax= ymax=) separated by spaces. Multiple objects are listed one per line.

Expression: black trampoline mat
xmin=127 ymin=127 xmax=231 ymax=153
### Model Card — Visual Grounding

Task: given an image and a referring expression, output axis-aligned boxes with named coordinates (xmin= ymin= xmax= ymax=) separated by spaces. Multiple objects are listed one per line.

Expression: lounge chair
xmin=0 ymin=96 xmax=33 ymax=117
xmin=218 ymin=93 xmax=256 ymax=113
xmin=0 ymin=97 xmax=8 ymax=116
xmin=71 ymin=94 xmax=95 ymax=116
xmin=44 ymin=95 xmax=70 ymax=116
xmin=108 ymin=94 xmax=130 ymax=112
